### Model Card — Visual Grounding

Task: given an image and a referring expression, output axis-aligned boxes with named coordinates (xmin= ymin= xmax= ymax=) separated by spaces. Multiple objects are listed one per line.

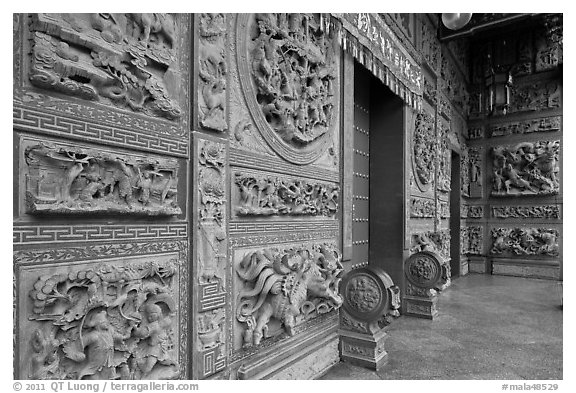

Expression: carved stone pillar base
xmin=339 ymin=322 xmax=389 ymax=370
xmin=338 ymin=266 xmax=400 ymax=371
xmin=403 ymin=295 xmax=438 ymax=319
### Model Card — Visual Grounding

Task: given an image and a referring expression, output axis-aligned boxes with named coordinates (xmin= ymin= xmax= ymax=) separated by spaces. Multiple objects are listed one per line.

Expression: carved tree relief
xmin=24 ymin=142 xmax=181 ymax=215
xmin=491 ymin=228 xmax=559 ymax=257
xmin=412 ymin=111 xmax=436 ymax=192
xmin=235 ymin=243 xmax=343 ymax=347
xmin=234 ymin=172 xmax=339 ymax=217
xmin=198 ymin=13 xmax=227 ymax=132
xmin=29 ymin=14 xmax=182 ymax=120
xmin=491 ymin=141 xmax=560 ymax=196
xmin=26 ymin=259 xmax=180 ymax=380
xmin=237 ymin=14 xmax=339 ymax=165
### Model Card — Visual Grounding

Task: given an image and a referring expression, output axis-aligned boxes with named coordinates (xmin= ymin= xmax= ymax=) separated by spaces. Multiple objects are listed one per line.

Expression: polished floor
xmin=321 ymin=273 xmax=563 ymax=380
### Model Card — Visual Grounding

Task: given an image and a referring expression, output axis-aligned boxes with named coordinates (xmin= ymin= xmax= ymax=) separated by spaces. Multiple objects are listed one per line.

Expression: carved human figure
xmin=64 ymin=310 xmax=130 ymax=380
xmin=133 ymin=303 xmax=176 ymax=378
xmin=136 ymin=171 xmax=153 ymax=205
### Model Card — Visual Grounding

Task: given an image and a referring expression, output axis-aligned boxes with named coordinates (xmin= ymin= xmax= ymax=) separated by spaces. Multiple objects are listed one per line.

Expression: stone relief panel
xmin=535 ymin=15 xmax=563 ymax=72
xmin=437 ymin=122 xmax=451 ymax=193
xmin=420 ymin=16 xmax=439 ymax=71
xmin=468 ymin=126 xmax=484 ymax=140
xmin=234 ymin=242 xmax=343 ymax=348
xmin=461 ymin=226 xmax=483 ymax=255
xmin=439 ymin=50 xmax=467 ymax=113
xmin=410 ymin=230 xmax=451 ymax=260
xmin=423 ymin=75 xmax=437 ymax=106
xmin=461 ymin=205 xmax=484 ymax=219
xmin=492 ymin=205 xmax=560 ymax=219
xmin=194 ymin=138 xmax=228 ymax=378
xmin=490 ymin=227 xmax=559 ymax=257
xmin=412 ymin=111 xmax=436 ymax=192
xmin=509 ymin=81 xmax=561 ymax=114
xmin=236 ymin=13 xmax=340 ymax=165
xmin=467 ymin=146 xmax=483 ymax=198
xmin=18 ymin=255 xmax=181 ymax=380
xmin=198 ymin=13 xmax=227 ymax=132
xmin=233 ymin=172 xmax=339 ymax=217
xmin=491 ymin=141 xmax=560 ymax=197
xmin=23 ymin=140 xmax=181 ymax=216
xmin=410 ymin=197 xmax=435 ymax=218
xmin=28 ymin=14 xmax=183 ymax=120
xmin=488 ymin=116 xmax=561 ymax=138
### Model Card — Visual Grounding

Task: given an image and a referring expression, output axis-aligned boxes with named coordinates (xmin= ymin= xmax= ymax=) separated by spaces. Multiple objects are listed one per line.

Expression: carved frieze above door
xmin=236 ymin=14 xmax=340 ymax=165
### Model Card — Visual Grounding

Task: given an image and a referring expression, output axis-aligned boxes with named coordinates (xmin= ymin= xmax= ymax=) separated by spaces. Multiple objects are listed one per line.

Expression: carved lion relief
xmin=29 ymin=14 xmax=182 ymax=120
xmin=491 ymin=141 xmax=560 ymax=196
xmin=234 ymin=172 xmax=339 ymax=217
xmin=22 ymin=257 xmax=180 ymax=380
xmin=236 ymin=14 xmax=339 ymax=165
xmin=491 ymin=227 xmax=559 ymax=257
xmin=24 ymin=142 xmax=181 ymax=215
xmin=235 ymin=243 xmax=343 ymax=347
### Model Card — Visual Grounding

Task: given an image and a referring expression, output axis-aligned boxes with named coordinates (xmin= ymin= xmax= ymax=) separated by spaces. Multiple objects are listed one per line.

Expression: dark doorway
xmin=352 ymin=61 xmax=406 ymax=286
xmin=449 ymin=150 xmax=461 ymax=277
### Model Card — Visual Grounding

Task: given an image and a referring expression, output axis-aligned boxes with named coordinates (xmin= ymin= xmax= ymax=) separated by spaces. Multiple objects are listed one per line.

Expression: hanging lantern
xmin=485 ymin=69 xmax=513 ymax=116
xmin=442 ymin=13 xmax=473 ymax=30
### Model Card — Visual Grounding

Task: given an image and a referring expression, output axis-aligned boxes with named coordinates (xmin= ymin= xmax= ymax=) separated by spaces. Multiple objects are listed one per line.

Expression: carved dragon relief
xmin=29 ymin=14 xmax=182 ymax=120
xmin=24 ymin=142 xmax=180 ymax=215
xmin=25 ymin=258 xmax=180 ymax=380
xmin=237 ymin=13 xmax=339 ymax=165
xmin=491 ymin=141 xmax=560 ymax=197
xmin=235 ymin=243 xmax=343 ymax=347
xmin=234 ymin=172 xmax=339 ymax=217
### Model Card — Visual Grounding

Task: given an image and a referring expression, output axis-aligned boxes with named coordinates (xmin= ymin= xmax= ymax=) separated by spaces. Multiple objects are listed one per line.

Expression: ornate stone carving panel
xmin=491 ymin=141 xmax=560 ymax=197
xmin=420 ymin=16 xmax=439 ymax=72
xmin=461 ymin=205 xmax=484 ymax=219
xmin=22 ymin=139 xmax=181 ymax=216
xmin=194 ymin=137 xmax=228 ymax=378
xmin=28 ymin=14 xmax=183 ymax=121
xmin=233 ymin=242 xmax=342 ymax=349
xmin=488 ymin=116 xmax=561 ymax=138
xmin=437 ymin=122 xmax=451 ymax=193
xmin=423 ymin=75 xmax=437 ymax=106
xmin=492 ymin=205 xmax=560 ymax=219
xmin=509 ymin=81 xmax=561 ymax=114
xmin=16 ymin=254 xmax=182 ymax=380
xmin=410 ymin=197 xmax=435 ymax=218
xmin=236 ymin=14 xmax=340 ymax=165
xmin=233 ymin=171 xmax=339 ymax=217
xmin=535 ymin=15 xmax=563 ymax=72
xmin=490 ymin=227 xmax=559 ymax=257
xmin=461 ymin=226 xmax=483 ymax=255
xmin=412 ymin=111 xmax=436 ymax=192
xmin=198 ymin=13 xmax=227 ymax=132
xmin=467 ymin=146 xmax=483 ymax=198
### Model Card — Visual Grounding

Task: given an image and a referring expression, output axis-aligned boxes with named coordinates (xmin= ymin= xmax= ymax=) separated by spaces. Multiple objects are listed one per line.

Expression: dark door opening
xmin=449 ymin=150 xmax=461 ymax=277
xmin=352 ymin=61 xmax=406 ymax=286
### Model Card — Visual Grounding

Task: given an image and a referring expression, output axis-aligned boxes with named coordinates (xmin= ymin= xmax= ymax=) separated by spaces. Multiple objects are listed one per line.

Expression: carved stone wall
xmin=466 ymin=15 xmax=562 ymax=279
xmin=14 ymin=13 xmax=191 ymax=380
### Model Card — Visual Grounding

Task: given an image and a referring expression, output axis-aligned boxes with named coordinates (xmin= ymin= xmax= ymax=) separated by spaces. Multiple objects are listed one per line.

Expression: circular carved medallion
xmin=236 ymin=14 xmax=339 ymax=165
xmin=340 ymin=266 xmax=394 ymax=322
xmin=404 ymin=251 xmax=442 ymax=289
